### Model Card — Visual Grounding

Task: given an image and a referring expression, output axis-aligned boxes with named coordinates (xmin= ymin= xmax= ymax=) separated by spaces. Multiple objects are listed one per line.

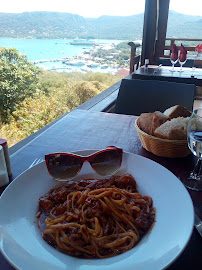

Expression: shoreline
xmin=0 ymin=37 xmax=135 ymax=74
xmin=34 ymin=42 xmax=129 ymax=74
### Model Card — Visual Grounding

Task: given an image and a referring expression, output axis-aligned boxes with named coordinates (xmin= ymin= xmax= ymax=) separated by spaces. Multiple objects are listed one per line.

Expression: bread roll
xmin=151 ymin=111 xmax=170 ymax=135
xmin=138 ymin=111 xmax=170 ymax=135
xmin=164 ymin=105 xmax=192 ymax=119
xmin=154 ymin=117 xmax=190 ymax=140
xmin=137 ymin=113 xmax=154 ymax=135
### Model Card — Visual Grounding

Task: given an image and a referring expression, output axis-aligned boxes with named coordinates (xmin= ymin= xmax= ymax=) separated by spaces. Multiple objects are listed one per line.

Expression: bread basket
xmin=135 ymin=118 xmax=191 ymax=158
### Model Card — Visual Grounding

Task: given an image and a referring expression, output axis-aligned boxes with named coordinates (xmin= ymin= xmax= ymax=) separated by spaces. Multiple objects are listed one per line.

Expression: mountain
xmin=0 ymin=11 xmax=201 ymax=40
xmin=0 ymin=12 xmax=88 ymax=39
xmin=166 ymin=11 xmax=202 ymax=38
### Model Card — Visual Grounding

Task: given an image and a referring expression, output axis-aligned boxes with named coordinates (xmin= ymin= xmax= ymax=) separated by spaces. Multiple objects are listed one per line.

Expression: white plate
xmin=0 ymin=150 xmax=194 ymax=270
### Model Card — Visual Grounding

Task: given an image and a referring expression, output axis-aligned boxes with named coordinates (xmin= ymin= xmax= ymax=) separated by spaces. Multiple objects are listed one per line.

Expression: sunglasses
xmin=45 ymin=146 xmax=123 ymax=181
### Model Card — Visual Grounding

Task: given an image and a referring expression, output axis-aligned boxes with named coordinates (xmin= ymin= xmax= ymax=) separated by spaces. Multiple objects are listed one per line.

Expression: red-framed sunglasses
xmin=45 ymin=146 xmax=123 ymax=181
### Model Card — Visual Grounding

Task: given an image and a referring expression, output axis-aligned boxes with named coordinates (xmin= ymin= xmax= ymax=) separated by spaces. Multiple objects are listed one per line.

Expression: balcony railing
xmin=128 ymin=38 xmax=202 ymax=72
xmin=164 ymin=38 xmax=202 ymax=55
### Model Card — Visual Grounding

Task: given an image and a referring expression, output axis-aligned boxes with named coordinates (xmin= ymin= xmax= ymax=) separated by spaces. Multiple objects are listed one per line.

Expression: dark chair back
xmin=114 ymin=79 xmax=195 ymax=116
xmin=128 ymin=42 xmax=141 ymax=73
xmin=158 ymin=57 xmax=194 ymax=68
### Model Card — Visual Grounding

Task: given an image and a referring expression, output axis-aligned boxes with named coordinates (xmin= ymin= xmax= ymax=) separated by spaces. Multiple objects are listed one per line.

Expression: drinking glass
xmin=179 ymin=56 xmax=187 ymax=71
xmin=192 ymin=66 xmax=196 ymax=77
xmin=170 ymin=58 xmax=178 ymax=72
xmin=180 ymin=108 xmax=202 ymax=191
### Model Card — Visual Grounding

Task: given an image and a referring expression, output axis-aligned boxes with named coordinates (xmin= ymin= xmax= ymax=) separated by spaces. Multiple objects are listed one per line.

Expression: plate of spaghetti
xmin=0 ymin=150 xmax=194 ymax=270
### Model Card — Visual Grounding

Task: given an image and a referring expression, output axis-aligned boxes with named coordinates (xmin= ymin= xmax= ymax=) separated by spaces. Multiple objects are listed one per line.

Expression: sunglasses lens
xmin=46 ymin=154 xmax=82 ymax=180
xmin=91 ymin=149 xmax=122 ymax=176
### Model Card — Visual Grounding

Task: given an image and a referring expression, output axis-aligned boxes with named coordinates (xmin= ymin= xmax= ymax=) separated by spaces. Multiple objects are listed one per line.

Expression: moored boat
xmin=101 ymin=64 xmax=108 ymax=69
xmin=65 ymin=60 xmax=86 ymax=66
xmin=70 ymin=39 xmax=96 ymax=46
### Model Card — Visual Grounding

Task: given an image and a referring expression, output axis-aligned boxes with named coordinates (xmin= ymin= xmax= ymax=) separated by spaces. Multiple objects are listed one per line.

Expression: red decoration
xmin=196 ymin=44 xmax=202 ymax=53
xmin=171 ymin=44 xmax=178 ymax=61
xmin=179 ymin=44 xmax=187 ymax=62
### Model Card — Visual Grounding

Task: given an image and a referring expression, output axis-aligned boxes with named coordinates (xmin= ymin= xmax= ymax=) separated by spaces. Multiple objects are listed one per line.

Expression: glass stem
xmin=190 ymin=158 xmax=202 ymax=180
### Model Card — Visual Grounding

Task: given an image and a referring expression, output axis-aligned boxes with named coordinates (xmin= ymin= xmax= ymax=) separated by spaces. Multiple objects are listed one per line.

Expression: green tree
xmin=0 ymin=47 xmax=41 ymax=123
xmin=74 ymin=81 xmax=100 ymax=104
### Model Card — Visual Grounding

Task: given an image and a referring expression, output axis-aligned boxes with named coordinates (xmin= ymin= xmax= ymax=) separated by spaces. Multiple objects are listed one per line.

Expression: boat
xmin=65 ymin=60 xmax=85 ymax=66
xmin=101 ymin=64 xmax=108 ymax=69
xmin=87 ymin=62 xmax=99 ymax=68
xmin=81 ymin=67 xmax=91 ymax=72
xmin=70 ymin=39 xmax=96 ymax=46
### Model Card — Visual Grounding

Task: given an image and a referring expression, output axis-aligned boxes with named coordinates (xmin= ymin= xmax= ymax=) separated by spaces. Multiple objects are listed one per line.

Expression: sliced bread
xmin=150 ymin=111 xmax=170 ymax=135
xmin=154 ymin=117 xmax=190 ymax=140
xmin=164 ymin=105 xmax=192 ymax=119
xmin=138 ymin=111 xmax=170 ymax=135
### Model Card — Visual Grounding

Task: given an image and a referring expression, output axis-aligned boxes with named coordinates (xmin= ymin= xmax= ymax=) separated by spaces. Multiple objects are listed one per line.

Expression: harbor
xmin=32 ymin=55 xmax=122 ymax=74
xmin=0 ymin=37 xmax=133 ymax=74
xmin=32 ymin=41 xmax=126 ymax=74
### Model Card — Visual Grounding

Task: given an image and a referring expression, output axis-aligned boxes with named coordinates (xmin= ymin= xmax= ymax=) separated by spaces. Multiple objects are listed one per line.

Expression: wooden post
xmin=141 ymin=0 xmax=170 ymax=65
xmin=141 ymin=0 xmax=157 ymax=65
xmin=128 ymin=42 xmax=136 ymax=73
xmin=153 ymin=0 xmax=170 ymax=63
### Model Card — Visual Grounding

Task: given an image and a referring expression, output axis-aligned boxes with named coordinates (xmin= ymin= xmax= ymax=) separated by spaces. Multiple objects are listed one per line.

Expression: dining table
xmin=132 ymin=65 xmax=202 ymax=88
xmin=0 ymin=108 xmax=202 ymax=270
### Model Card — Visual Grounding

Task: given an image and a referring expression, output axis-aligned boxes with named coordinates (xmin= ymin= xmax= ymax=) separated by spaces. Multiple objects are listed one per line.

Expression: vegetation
xmin=0 ymin=12 xmax=143 ymax=40
xmin=0 ymin=47 xmax=41 ymax=122
xmin=92 ymin=42 xmax=131 ymax=67
xmin=0 ymin=59 xmax=122 ymax=147
xmin=0 ymin=11 xmax=201 ymax=40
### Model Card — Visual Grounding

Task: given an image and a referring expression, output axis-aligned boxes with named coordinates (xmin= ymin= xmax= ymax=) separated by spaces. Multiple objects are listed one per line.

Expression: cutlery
xmin=194 ymin=212 xmax=202 ymax=237
xmin=28 ymin=158 xmax=44 ymax=169
xmin=154 ymin=64 xmax=162 ymax=73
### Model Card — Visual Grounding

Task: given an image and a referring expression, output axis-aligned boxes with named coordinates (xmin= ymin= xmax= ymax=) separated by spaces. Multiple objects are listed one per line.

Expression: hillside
xmin=0 ymin=11 xmax=201 ymax=40
xmin=167 ymin=11 xmax=202 ymax=38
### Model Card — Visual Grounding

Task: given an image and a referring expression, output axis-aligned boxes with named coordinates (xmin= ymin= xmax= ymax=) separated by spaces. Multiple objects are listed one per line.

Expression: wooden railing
xmin=164 ymin=38 xmax=202 ymax=56
xmin=128 ymin=38 xmax=202 ymax=71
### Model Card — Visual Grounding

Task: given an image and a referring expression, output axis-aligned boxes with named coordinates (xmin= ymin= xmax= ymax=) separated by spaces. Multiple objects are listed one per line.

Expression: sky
xmin=1 ymin=0 xmax=202 ymax=18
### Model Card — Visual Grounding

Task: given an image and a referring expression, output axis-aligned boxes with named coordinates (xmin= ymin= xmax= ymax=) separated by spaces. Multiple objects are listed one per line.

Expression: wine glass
xmin=180 ymin=108 xmax=202 ymax=191
xmin=170 ymin=58 xmax=178 ymax=72
xmin=170 ymin=43 xmax=178 ymax=72
xmin=179 ymin=56 xmax=187 ymax=71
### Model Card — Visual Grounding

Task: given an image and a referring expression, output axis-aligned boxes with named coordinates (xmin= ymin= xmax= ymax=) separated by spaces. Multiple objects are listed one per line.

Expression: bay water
xmin=0 ymin=38 xmax=124 ymax=73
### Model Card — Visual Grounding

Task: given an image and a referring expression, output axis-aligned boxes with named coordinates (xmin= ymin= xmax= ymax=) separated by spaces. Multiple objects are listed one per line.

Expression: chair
xmin=128 ymin=42 xmax=141 ymax=73
xmin=114 ymin=79 xmax=195 ymax=116
xmin=158 ymin=57 xmax=194 ymax=68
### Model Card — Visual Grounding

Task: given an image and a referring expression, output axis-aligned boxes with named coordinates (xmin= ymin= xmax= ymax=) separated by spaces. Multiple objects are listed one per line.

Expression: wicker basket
xmin=135 ymin=118 xmax=191 ymax=158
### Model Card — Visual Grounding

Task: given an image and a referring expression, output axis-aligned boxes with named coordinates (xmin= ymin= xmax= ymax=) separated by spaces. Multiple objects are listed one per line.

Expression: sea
xmin=0 ymin=38 xmax=125 ymax=74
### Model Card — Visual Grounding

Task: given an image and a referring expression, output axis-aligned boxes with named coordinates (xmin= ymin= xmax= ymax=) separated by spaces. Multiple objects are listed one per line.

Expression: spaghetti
xmin=36 ymin=174 xmax=155 ymax=258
